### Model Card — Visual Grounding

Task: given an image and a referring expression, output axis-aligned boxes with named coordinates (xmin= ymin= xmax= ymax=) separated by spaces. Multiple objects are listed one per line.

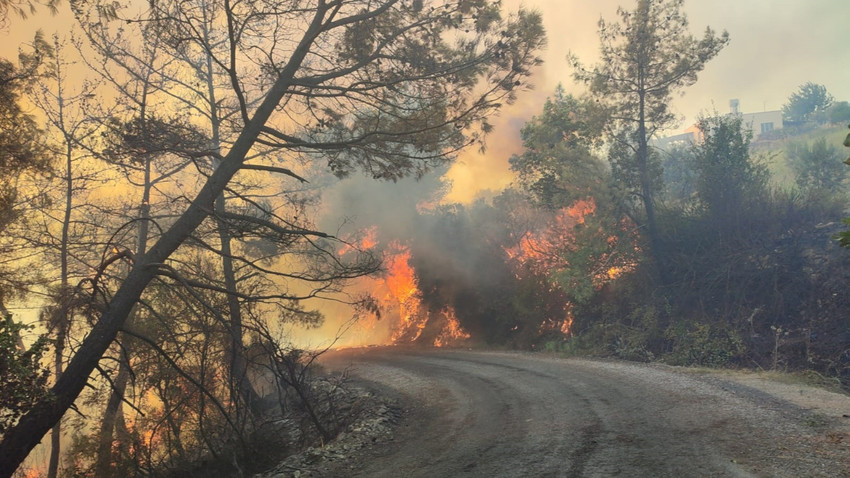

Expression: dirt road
xmin=317 ymin=348 xmax=850 ymax=478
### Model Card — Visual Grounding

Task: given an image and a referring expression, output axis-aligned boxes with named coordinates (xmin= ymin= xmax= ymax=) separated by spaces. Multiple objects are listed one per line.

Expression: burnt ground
xmin=258 ymin=348 xmax=850 ymax=478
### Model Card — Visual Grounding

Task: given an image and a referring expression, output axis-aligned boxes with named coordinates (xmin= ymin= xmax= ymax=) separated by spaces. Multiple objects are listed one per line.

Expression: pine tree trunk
xmin=93 ymin=352 xmax=131 ymax=477
xmin=0 ymin=9 xmax=340 ymax=472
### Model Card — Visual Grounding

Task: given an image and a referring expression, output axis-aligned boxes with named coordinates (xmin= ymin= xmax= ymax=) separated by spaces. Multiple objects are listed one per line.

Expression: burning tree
xmin=508 ymin=89 xmax=639 ymax=322
xmin=0 ymin=0 xmax=545 ymax=474
xmin=384 ymin=241 xmax=472 ymax=347
xmin=369 ymin=199 xmax=568 ymax=347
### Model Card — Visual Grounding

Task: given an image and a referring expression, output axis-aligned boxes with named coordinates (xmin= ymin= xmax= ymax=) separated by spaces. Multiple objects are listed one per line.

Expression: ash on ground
xmin=255 ymin=378 xmax=403 ymax=478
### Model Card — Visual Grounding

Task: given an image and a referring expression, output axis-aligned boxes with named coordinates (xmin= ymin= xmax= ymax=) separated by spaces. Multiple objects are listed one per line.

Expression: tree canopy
xmin=509 ymin=86 xmax=607 ymax=209
xmin=569 ymin=0 xmax=728 ymax=267
xmin=782 ymin=82 xmax=834 ymax=124
xmin=0 ymin=1 xmax=546 ymax=473
xmin=788 ymin=137 xmax=846 ymax=194
xmin=690 ymin=114 xmax=769 ymax=235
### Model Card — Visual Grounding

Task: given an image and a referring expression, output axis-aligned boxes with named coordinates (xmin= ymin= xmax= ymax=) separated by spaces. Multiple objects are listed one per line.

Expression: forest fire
xmin=506 ymin=198 xmax=599 ymax=274
xmin=383 ymin=244 xmax=428 ymax=343
xmin=565 ymin=198 xmax=595 ymax=225
xmin=504 ymin=197 xmax=637 ymax=337
xmin=338 ymin=226 xmax=378 ymax=256
xmin=339 ymin=237 xmax=472 ymax=347
xmin=433 ymin=307 xmax=472 ymax=347
xmin=509 ymin=198 xmax=635 ymax=284
xmin=330 ymin=194 xmax=636 ymax=348
xmin=381 ymin=243 xmax=471 ymax=347
xmin=538 ymin=313 xmax=573 ymax=336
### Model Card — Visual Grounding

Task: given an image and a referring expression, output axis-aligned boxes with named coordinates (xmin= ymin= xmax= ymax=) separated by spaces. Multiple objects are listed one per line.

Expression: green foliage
xmin=508 ymin=88 xmax=638 ymax=309
xmin=574 ymin=322 xmax=656 ymax=362
xmin=606 ymin=304 xmax=663 ymax=362
xmin=0 ymin=0 xmax=60 ymax=26
xmin=782 ymin=82 xmax=834 ymax=124
xmin=542 ymin=337 xmax=584 ymax=356
xmin=0 ymin=317 xmax=50 ymax=434
xmin=835 ymin=218 xmax=850 ymax=249
xmin=548 ymin=205 xmax=638 ymax=306
xmin=0 ymin=57 xmax=51 ymax=233
xmin=664 ymin=321 xmax=744 ymax=367
xmin=509 ymin=86 xmax=607 ymax=209
xmin=564 ymin=280 xmax=670 ymax=362
xmin=570 ymin=0 xmax=729 ymax=258
xmin=787 ymin=137 xmax=846 ymax=194
xmin=571 ymin=0 xmax=729 ymax=133
xmin=498 ymin=16 xmax=849 ymax=382
xmin=660 ymin=143 xmax=698 ymax=204
xmin=319 ymin=3 xmax=546 ymax=181
xmin=690 ymin=114 xmax=770 ymax=234
xmin=0 ymin=56 xmax=53 ymax=413
xmin=827 ymin=101 xmax=850 ymax=124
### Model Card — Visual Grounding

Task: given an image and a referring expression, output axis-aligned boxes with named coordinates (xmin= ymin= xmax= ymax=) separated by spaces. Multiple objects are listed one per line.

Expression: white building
xmin=731 ymin=99 xmax=783 ymax=136
xmin=658 ymin=99 xmax=784 ymax=147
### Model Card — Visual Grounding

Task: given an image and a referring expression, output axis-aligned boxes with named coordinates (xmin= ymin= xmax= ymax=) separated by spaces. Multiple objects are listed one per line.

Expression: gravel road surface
xmin=315 ymin=348 xmax=850 ymax=478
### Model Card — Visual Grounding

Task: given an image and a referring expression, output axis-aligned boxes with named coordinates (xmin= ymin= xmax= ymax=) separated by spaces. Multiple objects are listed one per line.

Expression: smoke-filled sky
xmin=4 ymin=0 xmax=848 ymax=347
xmin=445 ymin=0 xmax=850 ymax=202
xmin=5 ymin=1 xmax=849 ymax=202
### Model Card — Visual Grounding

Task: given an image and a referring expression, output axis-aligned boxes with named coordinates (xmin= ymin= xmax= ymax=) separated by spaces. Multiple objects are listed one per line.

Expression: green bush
xmin=542 ymin=338 xmax=575 ymax=355
xmin=0 ymin=318 xmax=50 ymax=434
xmin=664 ymin=321 xmax=744 ymax=367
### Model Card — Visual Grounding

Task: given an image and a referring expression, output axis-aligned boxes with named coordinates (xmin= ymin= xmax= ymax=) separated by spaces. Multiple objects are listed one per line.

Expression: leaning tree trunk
xmin=0 ymin=25 xmax=322 ymax=468
xmin=94 ymin=80 xmax=156 ymax=476
xmin=215 ymin=197 xmax=262 ymax=417
xmin=93 ymin=347 xmax=132 ymax=478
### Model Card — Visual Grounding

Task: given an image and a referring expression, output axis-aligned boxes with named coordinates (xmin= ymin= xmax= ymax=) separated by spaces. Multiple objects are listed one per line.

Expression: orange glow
xmin=22 ymin=467 xmax=43 ymax=478
xmin=415 ymin=198 xmax=440 ymax=214
xmin=142 ymin=428 xmax=157 ymax=447
xmin=372 ymin=242 xmax=470 ymax=346
xmin=606 ymin=266 xmax=625 ymax=279
xmin=565 ymin=198 xmax=595 ymax=224
xmin=384 ymin=243 xmax=428 ymax=343
xmin=560 ymin=309 xmax=574 ymax=335
xmin=507 ymin=197 xmax=635 ymax=303
xmin=338 ymin=226 xmax=379 ymax=256
xmin=384 ymin=245 xmax=416 ymax=301
xmin=433 ymin=307 xmax=471 ymax=347
xmin=506 ymin=200 xmax=599 ymax=273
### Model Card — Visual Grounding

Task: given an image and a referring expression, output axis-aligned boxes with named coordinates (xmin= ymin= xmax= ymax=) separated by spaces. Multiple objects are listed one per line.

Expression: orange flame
xmin=433 ymin=307 xmax=471 ymax=347
xmin=384 ymin=243 xmax=428 ymax=343
xmin=565 ymin=198 xmax=595 ymax=224
xmin=377 ymin=242 xmax=470 ymax=346
xmin=338 ymin=226 xmax=379 ymax=256
xmin=384 ymin=244 xmax=416 ymax=301
xmin=22 ymin=467 xmax=43 ymax=478
xmin=507 ymin=197 xmax=636 ymax=285
xmin=505 ymin=199 xmax=598 ymax=272
xmin=507 ymin=197 xmax=636 ymax=338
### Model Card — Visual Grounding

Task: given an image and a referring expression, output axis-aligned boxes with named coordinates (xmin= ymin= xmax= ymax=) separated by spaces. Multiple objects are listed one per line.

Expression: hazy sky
xmin=5 ymin=1 xmax=849 ymax=202
xmin=445 ymin=0 xmax=850 ymax=201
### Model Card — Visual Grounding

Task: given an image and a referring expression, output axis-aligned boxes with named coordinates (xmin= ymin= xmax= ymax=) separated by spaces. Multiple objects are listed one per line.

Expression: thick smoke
xmin=306 ymin=167 xmax=452 ymax=346
xmin=311 ymin=167 xmax=568 ymax=348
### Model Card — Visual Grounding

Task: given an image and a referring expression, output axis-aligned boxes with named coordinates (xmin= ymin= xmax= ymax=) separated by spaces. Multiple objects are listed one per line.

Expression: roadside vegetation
xmin=379 ymin=2 xmax=850 ymax=390
xmin=0 ymin=0 xmax=545 ymax=476
xmin=1 ymin=0 xmax=849 ymax=476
